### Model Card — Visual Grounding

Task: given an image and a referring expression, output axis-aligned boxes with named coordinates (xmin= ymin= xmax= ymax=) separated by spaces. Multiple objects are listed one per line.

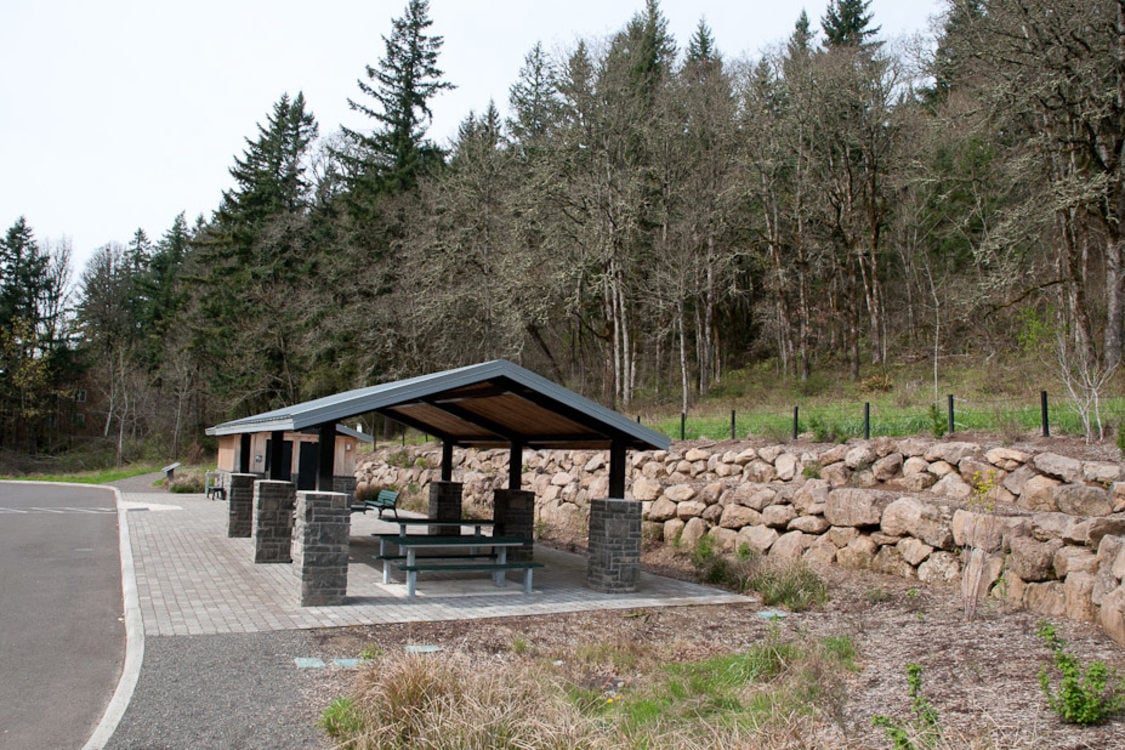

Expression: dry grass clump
xmin=322 ymin=627 xmax=863 ymax=749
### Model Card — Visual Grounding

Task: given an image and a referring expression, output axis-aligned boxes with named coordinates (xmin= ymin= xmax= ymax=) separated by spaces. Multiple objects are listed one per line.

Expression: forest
xmin=1 ymin=0 xmax=1122 ymax=463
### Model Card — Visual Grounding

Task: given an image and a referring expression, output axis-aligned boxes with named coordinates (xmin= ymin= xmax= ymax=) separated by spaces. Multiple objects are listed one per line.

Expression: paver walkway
xmin=123 ymin=491 xmax=746 ymax=636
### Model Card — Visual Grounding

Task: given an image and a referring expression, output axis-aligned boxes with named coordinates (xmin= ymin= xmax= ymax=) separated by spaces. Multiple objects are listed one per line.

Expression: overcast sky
xmin=1 ymin=0 xmax=942 ymax=273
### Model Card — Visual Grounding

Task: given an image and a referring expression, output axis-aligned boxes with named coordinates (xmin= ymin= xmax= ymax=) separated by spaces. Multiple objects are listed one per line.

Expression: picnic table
xmin=372 ymin=521 xmax=539 ymax=597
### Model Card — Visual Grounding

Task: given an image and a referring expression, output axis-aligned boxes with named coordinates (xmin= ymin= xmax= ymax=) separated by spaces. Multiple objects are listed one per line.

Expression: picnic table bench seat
xmin=393 ymin=560 xmax=543 ymax=597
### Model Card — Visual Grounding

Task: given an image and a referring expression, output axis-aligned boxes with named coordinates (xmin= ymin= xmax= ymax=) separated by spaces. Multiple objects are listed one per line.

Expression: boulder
xmin=789 ymin=515 xmax=830 ymax=534
xmin=872 ymin=453 xmax=904 ymax=482
xmin=1024 ymin=581 xmax=1067 ymax=617
xmin=759 ymin=445 xmax=783 ymax=463
xmin=825 ymin=488 xmax=897 ymax=528
xmin=880 ymin=497 xmax=953 ymax=549
xmin=836 ymin=535 xmax=878 ymax=569
xmin=738 ymin=524 xmax=779 ymax=554
xmin=962 ymin=547 xmax=1003 ymax=606
xmin=734 ymin=447 xmax=758 ymax=464
xmin=793 ymin=479 xmax=830 ymax=515
xmin=1002 ymin=464 xmax=1038 ymax=497
xmin=708 ymin=526 xmax=740 ymax=552
xmin=873 ymin=545 xmax=916 ymax=578
xmin=928 ymin=460 xmax=956 ymax=478
xmin=719 ymin=504 xmax=763 ymax=529
xmin=897 ymin=537 xmax=934 ymax=566
xmin=804 ymin=535 xmax=838 ymax=567
xmin=1064 ymin=571 xmax=1098 ymax=623
xmin=663 ymin=517 xmax=685 ymax=545
xmin=645 ymin=496 xmax=678 ymax=522
xmin=952 ymin=510 xmax=1031 ymax=553
xmin=702 ymin=502 xmax=724 ymax=524
xmin=679 ymin=517 xmax=709 ymax=548
xmin=828 ymin=526 xmax=859 ymax=547
xmin=1017 ymin=474 xmax=1060 ymax=512
xmin=676 ymin=501 xmax=708 ymax=520
xmin=1008 ymin=536 xmax=1063 ymax=582
xmin=1033 ymin=452 xmax=1084 ymax=483
xmin=684 ymin=447 xmax=711 ymax=463
xmin=631 ymin=476 xmax=662 ymax=502
xmin=1055 ymin=484 xmax=1113 ymax=517
xmin=899 ymin=473 xmax=938 ymax=492
xmin=1084 ymin=461 xmax=1122 ymax=484
xmin=845 ymin=444 xmax=877 ymax=469
xmin=918 ymin=551 xmax=960 ymax=582
xmin=775 ymin=453 xmax=798 ymax=481
xmin=933 ymin=472 xmax=972 ymax=499
xmin=902 ymin=456 xmax=931 ymax=476
xmin=821 ymin=462 xmax=851 ymax=488
xmin=744 ymin=460 xmax=777 ymax=483
xmin=986 ymin=447 xmax=1030 ymax=470
xmin=698 ymin=482 xmax=725 ymax=506
xmin=1054 ymin=546 xmax=1098 ymax=579
xmin=1031 ymin=513 xmax=1080 ymax=543
xmin=665 ymin=484 xmax=697 ymax=502
xmin=1099 ymin=586 xmax=1125 ymax=647
xmin=1114 ymin=483 xmax=1125 ymax=513
xmin=924 ymin=441 xmax=982 ymax=464
xmin=769 ymin=530 xmax=812 ymax=562
xmin=762 ymin=504 xmax=798 ymax=529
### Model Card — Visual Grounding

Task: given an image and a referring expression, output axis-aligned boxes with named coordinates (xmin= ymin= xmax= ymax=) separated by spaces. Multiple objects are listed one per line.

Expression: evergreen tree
xmin=341 ymin=0 xmax=454 ymax=193
xmin=508 ymin=42 xmax=560 ymax=144
xmin=821 ymin=0 xmax=880 ymax=47
xmin=787 ymin=10 xmax=815 ymax=62
xmin=0 ymin=216 xmax=50 ymax=328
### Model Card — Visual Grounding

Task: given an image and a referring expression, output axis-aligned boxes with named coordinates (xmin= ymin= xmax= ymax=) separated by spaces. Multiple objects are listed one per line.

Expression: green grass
xmin=0 ymin=463 xmax=162 ymax=484
xmin=643 ymin=357 xmax=1125 ymax=440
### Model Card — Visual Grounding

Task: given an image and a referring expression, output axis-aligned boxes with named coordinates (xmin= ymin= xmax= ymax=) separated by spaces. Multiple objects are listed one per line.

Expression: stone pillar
xmin=226 ymin=473 xmax=257 ymax=538
xmin=587 ymin=498 xmax=641 ymax=593
xmin=252 ymin=480 xmax=295 ymax=563
xmin=332 ymin=475 xmax=357 ymax=500
xmin=493 ymin=488 xmax=535 ymax=562
xmin=292 ymin=491 xmax=351 ymax=606
xmin=428 ymin=480 xmax=463 ymax=535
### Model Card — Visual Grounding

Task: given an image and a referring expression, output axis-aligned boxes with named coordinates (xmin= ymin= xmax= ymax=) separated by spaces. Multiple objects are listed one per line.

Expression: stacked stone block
xmin=292 ymin=491 xmax=350 ymax=606
xmin=494 ymin=488 xmax=535 ymax=562
xmin=587 ymin=498 xmax=641 ymax=593
xmin=252 ymin=480 xmax=296 ymax=563
xmin=226 ymin=473 xmax=257 ymax=538
xmin=428 ymin=481 xmax=464 ymax=535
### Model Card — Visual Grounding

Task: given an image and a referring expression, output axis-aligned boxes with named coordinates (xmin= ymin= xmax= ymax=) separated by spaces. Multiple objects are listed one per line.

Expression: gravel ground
xmin=104 ymin=630 xmax=338 ymax=750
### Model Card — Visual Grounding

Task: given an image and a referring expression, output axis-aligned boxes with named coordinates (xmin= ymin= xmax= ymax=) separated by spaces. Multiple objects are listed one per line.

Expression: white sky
xmin=1 ymin=0 xmax=942 ymax=273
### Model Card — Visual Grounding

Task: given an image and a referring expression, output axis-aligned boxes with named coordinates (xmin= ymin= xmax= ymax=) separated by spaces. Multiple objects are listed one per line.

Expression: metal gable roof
xmin=205 ymin=359 xmax=670 ymax=452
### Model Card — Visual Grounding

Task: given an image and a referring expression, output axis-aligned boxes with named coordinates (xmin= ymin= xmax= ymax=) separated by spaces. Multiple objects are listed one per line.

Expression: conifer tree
xmin=341 ymin=0 xmax=453 ymax=193
xmin=508 ymin=42 xmax=560 ymax=144
xmin=821 ymin=0 xmax=880 ymax=47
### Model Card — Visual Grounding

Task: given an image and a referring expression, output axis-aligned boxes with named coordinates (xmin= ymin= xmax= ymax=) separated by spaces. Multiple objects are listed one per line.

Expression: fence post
xmin=680 ymin=412 xmax=686 ymax=441
xmin=730 ymin=409 xmax=736 ymax=440
xmin=864 ymin=402 xmax=871 ymax=440
xmin=947 ymin=394 xmax=955 ymax=435
xmin=792 ymin=406 xmax=799 ymax=441
xmin=1041 ymin=391 xmax=1050 ymax=437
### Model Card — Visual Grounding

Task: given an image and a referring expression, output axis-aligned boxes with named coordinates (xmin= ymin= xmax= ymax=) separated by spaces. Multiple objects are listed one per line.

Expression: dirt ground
xmin=306 ymin=544 xmax=1125 ymax=749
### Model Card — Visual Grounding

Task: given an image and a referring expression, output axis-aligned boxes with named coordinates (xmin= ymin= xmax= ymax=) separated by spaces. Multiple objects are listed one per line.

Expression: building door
xmin=297 ymin=441 xmax=318 ymax=490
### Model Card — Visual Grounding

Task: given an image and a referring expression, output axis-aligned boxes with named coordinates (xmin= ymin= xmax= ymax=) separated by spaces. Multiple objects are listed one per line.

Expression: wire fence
xmin=650 ymin=392 xmax=1125 ymax=443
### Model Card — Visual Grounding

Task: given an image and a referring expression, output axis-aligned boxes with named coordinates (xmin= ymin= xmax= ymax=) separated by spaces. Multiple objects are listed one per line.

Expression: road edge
xmin=82 ymin=485 xmax=145 ymax=750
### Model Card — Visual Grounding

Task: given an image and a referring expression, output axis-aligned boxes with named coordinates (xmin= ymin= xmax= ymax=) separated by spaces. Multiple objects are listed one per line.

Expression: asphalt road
xmin=0 ymin=483 xmax=124 ymax=750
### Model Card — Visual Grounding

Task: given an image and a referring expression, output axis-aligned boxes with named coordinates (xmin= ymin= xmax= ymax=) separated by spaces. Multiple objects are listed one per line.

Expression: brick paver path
xmin=122 ymin=492 xmax=746 ymax=636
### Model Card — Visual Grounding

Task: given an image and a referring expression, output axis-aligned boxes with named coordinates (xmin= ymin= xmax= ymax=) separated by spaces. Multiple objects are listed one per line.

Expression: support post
xmin=441 ymin=441 xmax=453 ymax=482
xmin=226 ymin=473 xmax=257 ymax=537
xmin=493 ymin=488 xmax=535 ymax=562
xmin=608 ymin=440 xmax=626 ymax=501
xmin=587 ymin=498 xmax=641 ymax=593
xmin=292 ymin=491 xmax=350 ymax=606
xmin=509 ymin=442 xmax=523 ymax=491
xmin=252 ymin=479 xmax=295 ymax=563
xmin=793 ymin=406 xmax=799 ymax=440
xmin=428 ymin=480 xmax=463 ymax=535
xmin=316 ymin=423 xmax=335 ymax=492
xmin=863 ymin=402 xmax=871 ymax=440
xmin=1041 ymin=391 xmax=1050 ymax=437
xmin=947 ymin=394 xmax=955 ymax=435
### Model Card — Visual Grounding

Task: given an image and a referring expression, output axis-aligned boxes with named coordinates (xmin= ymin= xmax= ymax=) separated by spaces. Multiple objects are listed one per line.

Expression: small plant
xmin=511 ymin=636 xmax=530 ymax=655
xmin=802 ymin=461 xmax=822 ymax=479
xmin=928 ymin=403 xmax=946 ymax=438
xmin=690 ymin=534 xmax=716 ymax=568
xmin=968 ymin=469 xmax=998 ymax=513
xmin=358 ymin=645 xmax=384 ymax=660
xmin=318 ymin=696 xmax=364 ymax=739
xmin=865 ymin=585 xmax=892 ymax=604
xmin=872 ymin=663 xmax=942 ymax=749
xmin=861 ymin=373 xmax=894 ymax=392
xmin=1037 ymin=621 xmax=1125 ymax=725
xmin=745 ymin=559 xmax=828 ymax=612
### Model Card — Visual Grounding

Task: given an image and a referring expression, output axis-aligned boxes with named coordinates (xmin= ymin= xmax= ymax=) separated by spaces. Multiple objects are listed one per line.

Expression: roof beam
xmin=420 ymin=397 xmax=522 ymax=443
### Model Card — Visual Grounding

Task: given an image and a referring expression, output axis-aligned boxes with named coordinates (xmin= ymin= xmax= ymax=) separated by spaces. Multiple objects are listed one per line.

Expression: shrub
xmin=168 ymin=471 xmax=205 ymax=493
xmin=928 ymin=403 xmax=946 ymax=438
xmin=318 ymin=696 xmax=364 ymax=740
xmin=1037 ymin=621 xmax=1125 ymax=725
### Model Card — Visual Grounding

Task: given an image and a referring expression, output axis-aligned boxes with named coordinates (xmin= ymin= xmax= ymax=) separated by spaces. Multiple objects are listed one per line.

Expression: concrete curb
xmin=82 ymin=486 xmax=145 ymax=750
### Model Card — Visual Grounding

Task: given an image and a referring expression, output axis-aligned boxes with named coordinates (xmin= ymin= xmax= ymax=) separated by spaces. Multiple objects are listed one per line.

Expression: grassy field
xmin=641 ymin=356 xmax=1125 ymax=442
xmin=0 ymin=464 xmax=163 ymax=484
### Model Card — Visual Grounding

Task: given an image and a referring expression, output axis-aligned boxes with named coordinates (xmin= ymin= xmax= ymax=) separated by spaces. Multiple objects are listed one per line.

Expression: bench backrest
xmin=376 ymin=489 xmax=398 ymax=503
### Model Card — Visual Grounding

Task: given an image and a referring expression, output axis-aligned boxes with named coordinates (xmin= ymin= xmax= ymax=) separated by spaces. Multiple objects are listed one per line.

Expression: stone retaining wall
xmin=356 ymin=438 xmax=1125 ymax=645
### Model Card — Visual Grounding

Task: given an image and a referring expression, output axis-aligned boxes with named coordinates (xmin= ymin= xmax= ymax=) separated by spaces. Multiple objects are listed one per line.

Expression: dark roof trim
xmin=205 ymin=359 xmax=670 ymax=451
